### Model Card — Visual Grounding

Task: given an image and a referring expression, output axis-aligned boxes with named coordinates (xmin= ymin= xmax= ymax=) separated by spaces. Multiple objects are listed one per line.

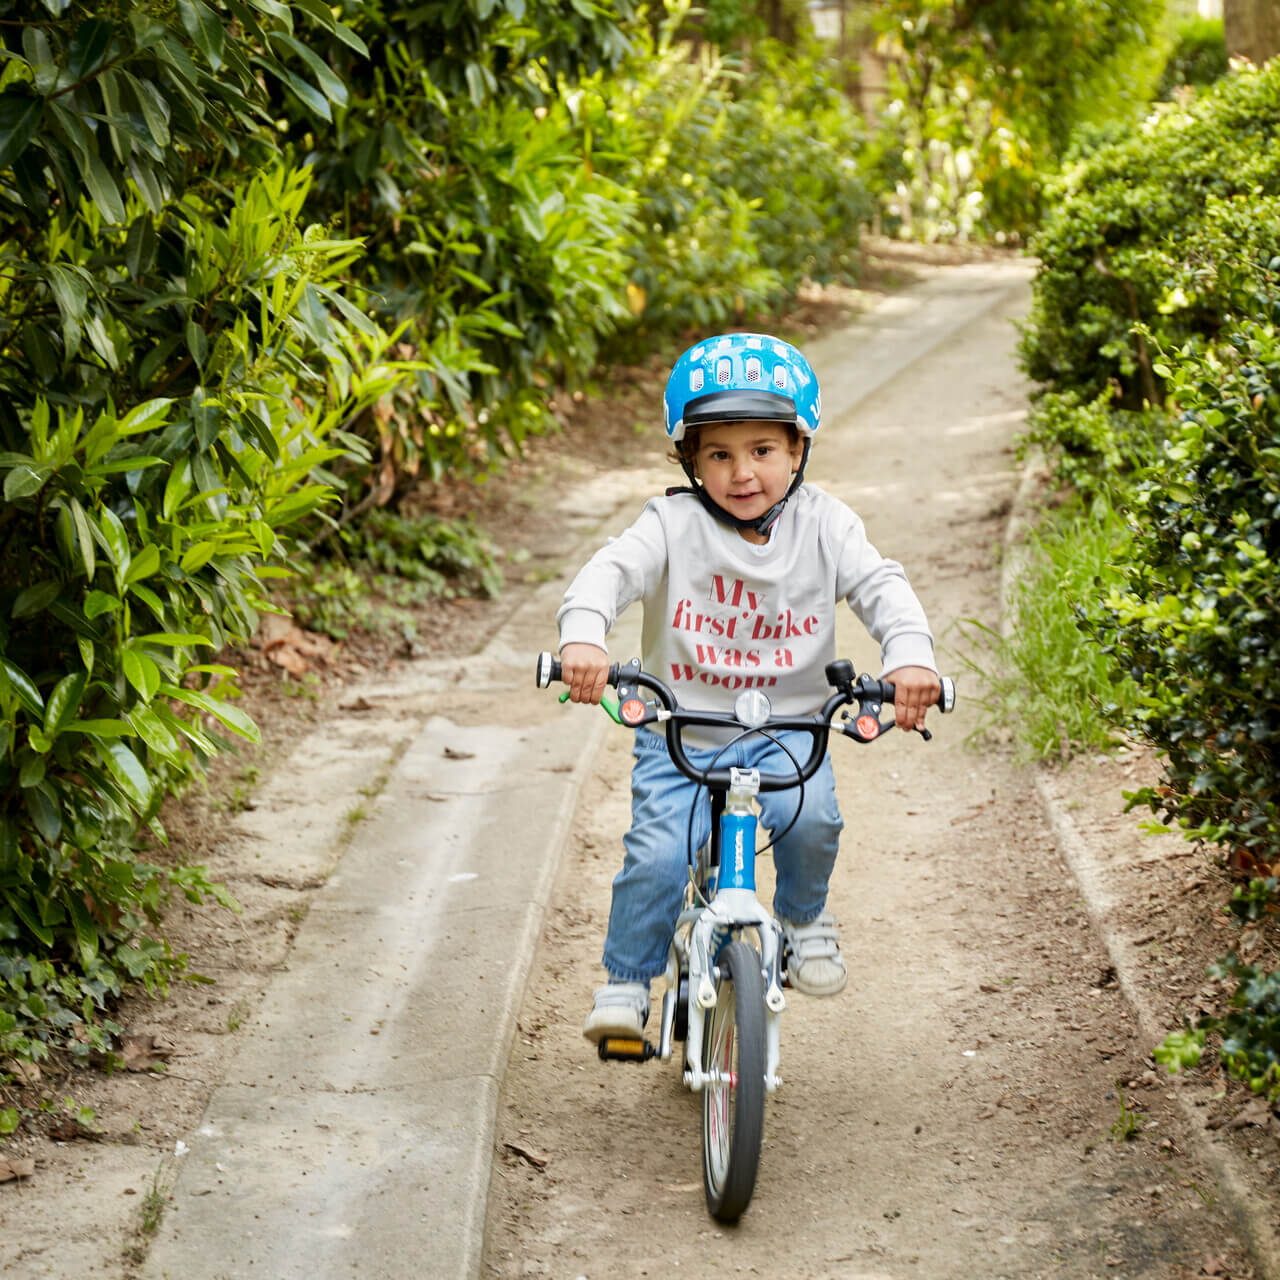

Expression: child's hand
xmin=560 ymin=642 xmax=611 ymax=705
xmin=884 ymin=665 xmax=941 ymax=734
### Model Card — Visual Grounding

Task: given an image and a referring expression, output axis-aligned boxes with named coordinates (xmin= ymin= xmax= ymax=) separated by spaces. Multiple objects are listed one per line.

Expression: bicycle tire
xmin=701 ymin=938 xmax=766 ymax=1222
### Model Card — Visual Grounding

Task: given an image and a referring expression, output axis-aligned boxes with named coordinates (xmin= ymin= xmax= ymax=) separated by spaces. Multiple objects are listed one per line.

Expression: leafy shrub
xmin=0 ymin=4 xmax=407 ymax=1063
xmin=865 ymin=0 xmax=1166 ymax=238
xmin=1155 ymin=16 xmax=1229 ymax=101
xmin=1088 ymin=295 xmax=1279 ymax=869
xmin=271 ymin=1 xmax=640 ymax=499
xmin=1020 ymin=61 xmax=1280 ymax=405
xmin=1024 ymin=389 xmax=1169 ymax=496
xmin=590 ymin=18 xmax=870 ymax=342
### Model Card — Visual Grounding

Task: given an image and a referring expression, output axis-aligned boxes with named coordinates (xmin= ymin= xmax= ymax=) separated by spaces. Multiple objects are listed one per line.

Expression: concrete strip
xmin=143 ymin=712 xmax=608 ymax=1279
xmin=140 ymin=259 xmax=1040 ymax=1280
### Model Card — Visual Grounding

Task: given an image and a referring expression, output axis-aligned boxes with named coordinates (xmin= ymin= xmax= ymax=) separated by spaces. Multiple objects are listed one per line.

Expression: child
xmin=557 ymin=333 xmax=940 ymax=1043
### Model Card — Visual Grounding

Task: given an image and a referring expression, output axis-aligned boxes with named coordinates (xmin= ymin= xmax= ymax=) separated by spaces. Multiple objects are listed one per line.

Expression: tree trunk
xmin=1224 ymin=0 xmax=1280 ymax=66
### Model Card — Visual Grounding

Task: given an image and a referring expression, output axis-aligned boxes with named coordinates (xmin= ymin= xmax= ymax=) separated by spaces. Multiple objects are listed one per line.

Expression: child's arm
xmin=560 ymin=641 xmax=611 ymax=705
xmin=883 ymin=664 xmax=942 ymax=733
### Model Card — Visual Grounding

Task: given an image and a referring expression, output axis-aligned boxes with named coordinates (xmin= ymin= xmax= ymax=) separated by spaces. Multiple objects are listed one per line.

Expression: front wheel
xmin=701 ymin=939 xmax=766 ymax=1222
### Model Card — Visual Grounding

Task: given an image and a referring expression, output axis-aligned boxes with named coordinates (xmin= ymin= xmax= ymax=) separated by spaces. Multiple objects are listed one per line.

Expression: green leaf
xmin=267 ymin=33 xmax=348 ymax=107
xmin=84 ymin=590 xmax=121 ymax=619
xmin=272 ymin=64 xmax=331 ymax=120
xmin=89 ymin=455 xmax=167 ymax=476
xmin=136 ymin=632 xmax=214 ymax=648
xmin=66 ymin=718 xmax=133 ymax=739
xmin=177 ymin=0 xmax=225 ymax=70
xmin=81 ymin=152 xmax=126 ymax=225
xmin=121 ymin=649 xmax=161 ymax=702
xmin=47 ymin=264 xmax=89 ymax=328
xmin=128 ymin=706 xmax=183 ymax=762
xmin=125 ymin=75 xmax=171 ymax=149
xmin=44 ymin=671 xmax=87 ymax=736
xmin=185 ymin=318 xmax=208 ymax=367
xmin=0 ymin=658 xmax=44 ymax=717
xmin=123 ymin=543 xmax=161 ymax=585
xmin=162 ymin=685 xmax=260 ymax=743
xmin=332 ymin=23 xmax=370 ymax=58
xmin=153 ymin=702 xmax=217 ymax=755
xmin=19 ymin=754 xmax=46 ymax=787
xmin=66 ymin=18 xmax=114 ymax=81
xmin=179 ymin=542 xmax=215 ymax=573
xmin=67 ymin=894 xmax=99 ymax=968
xmin=12 ymin=580 xmax=60 ymax=619
xmin=0 ymin=91 xmax=45 ymax=169
xmin=97 ymin=507 xmax=131 ymax=579
xmin=3 ymin=462 xmax=51 ymax=500
xmin=5 ymin=887 xmax=55 ymax=945
xmin=68 ymin=497 xmax=95 ymax=579
xmin=118 ymin=397 xmax=173 ymax=435
xmin=163 ymin=458 xmax=192 ymax=519
xmin=99 ymin=740 xmax=154 ymax=811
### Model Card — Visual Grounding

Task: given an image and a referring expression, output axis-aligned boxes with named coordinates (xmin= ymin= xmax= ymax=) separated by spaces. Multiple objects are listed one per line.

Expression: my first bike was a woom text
xmin=535 ymin=653 xmax=956 ymax=1223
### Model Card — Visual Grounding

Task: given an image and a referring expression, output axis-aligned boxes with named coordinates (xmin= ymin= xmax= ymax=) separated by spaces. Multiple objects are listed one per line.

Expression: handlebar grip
xmin=535 ymin=651 xmax=620 ymax=689
xmin=878 ymin=676 xmax=957 ymax=712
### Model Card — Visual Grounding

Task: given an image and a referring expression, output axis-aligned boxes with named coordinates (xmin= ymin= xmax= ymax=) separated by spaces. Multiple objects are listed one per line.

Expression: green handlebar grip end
xmin=558 ymin=689 xmax=624 ymax=725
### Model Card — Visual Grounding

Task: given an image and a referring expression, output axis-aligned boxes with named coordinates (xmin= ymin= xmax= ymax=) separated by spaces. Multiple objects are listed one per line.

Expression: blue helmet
xmin=663 ymin=333 xmax=821 ymax=443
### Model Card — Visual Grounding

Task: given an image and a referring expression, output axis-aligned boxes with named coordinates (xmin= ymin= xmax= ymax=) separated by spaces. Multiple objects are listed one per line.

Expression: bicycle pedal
xmin=597 ymin=1036 xmax=656 ymax=1063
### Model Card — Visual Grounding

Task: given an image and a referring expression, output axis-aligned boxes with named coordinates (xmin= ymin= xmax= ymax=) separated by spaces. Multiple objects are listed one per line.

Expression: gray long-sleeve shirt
xmin=557 ymin=485 xmax=936 ymax=735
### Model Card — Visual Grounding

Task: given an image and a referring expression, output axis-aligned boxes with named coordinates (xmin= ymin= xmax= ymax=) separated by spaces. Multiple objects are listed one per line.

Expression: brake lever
xmin=839 ymin=708 xmax=932 ymax=743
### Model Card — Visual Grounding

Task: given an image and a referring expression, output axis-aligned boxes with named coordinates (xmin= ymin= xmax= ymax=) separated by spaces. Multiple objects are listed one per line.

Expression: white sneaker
xmin=582 ymin=982 xmax=650 ymax=1043
xmin=779 ymin=912 xmax=847 ymax=996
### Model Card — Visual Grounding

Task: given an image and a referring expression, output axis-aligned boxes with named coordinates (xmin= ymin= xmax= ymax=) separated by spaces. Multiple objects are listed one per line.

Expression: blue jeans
xmin=602 ymin=729 xmax=845 ymax=982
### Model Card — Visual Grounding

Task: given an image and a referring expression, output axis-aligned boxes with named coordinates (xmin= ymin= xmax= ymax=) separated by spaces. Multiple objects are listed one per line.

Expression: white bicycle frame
xmin=655 ymin=768 xmax=789 ymax=1093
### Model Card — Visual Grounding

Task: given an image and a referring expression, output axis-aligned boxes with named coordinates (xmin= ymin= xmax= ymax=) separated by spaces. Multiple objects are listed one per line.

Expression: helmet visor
xmin=683 ymin=389 xmax=797 ymax=427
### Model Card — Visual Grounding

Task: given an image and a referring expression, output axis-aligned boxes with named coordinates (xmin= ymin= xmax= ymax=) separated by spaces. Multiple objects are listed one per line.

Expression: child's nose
xmin=732 ymin=455 xmax=753 ymax=479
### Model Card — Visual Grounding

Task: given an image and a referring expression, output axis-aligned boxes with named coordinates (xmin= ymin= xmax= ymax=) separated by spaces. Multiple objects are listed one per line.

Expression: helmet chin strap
xmin=666 ymin=440 xmax=811 ymax=538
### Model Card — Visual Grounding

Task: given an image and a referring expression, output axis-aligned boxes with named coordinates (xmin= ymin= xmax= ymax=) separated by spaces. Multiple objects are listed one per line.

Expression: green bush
xmin=1155 ymin=16 xmax=1229 ymax=101
xmin=271 ymin=0 xmax=640 ymax=495
xmin=1020 ymin=61 xmax=1280 ymax=405
xmin=1024 ymin=389 xmax=1169 ymax=496
xmin=1089 ymin=290 xmax=1279 ymax=869
xmin=591 ymin=19 xmax=870 ymax=341
xmin=0 ymin=3 xmax=406 ymax=1063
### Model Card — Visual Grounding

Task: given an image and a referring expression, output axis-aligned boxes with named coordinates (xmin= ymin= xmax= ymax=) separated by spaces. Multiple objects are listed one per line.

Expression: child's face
xmin=692 ymin=420 xmax=804 ymax=537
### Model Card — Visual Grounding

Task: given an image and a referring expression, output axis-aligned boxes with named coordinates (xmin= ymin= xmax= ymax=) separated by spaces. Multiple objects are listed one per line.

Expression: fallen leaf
xmin=1224 ymin=1097 xmax=1274 ymax=1132
xmin=443 ymin=746 xmax=475 ymax=760
xmin=120 ymin=1033 xmax=173 ymax=1072
xmin=0 ymin=1157 xmax=35 ymax=1182
xmin=503 ymin=1141 xmax=548 ymax=1169
xmin=47 ymin=1117 xmax=98 ymax=1143
xmin=340 ymin=696 xmax=376 ymax=712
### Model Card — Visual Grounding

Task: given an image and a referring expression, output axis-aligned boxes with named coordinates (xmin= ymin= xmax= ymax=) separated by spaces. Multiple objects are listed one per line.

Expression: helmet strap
xmin=665 ymin=439 xmax=811 ymax=538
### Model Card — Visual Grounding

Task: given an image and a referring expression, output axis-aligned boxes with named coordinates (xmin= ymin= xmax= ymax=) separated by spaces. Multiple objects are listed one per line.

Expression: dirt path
xmin=482 ymin=277 xmax=1258 ymax=1278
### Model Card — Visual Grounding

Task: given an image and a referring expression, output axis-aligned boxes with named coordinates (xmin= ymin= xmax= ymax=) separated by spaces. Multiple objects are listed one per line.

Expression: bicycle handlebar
xmin=535 ymin=652 xmax=955 ymax=793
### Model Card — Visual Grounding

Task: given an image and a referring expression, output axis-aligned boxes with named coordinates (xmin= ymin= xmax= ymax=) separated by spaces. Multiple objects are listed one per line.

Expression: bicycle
xmin=535 ymin=653 xmax=955 ymax=1223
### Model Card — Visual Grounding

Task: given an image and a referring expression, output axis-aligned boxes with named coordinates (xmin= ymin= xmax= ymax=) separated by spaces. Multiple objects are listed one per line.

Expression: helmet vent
xmin=716 ymin=358 xmax=732 ymax=385
xmin=744 ymin=357 xmax=761 ymax=383
xmin=773 ymin=366 xmax=787 ymax=390
xmin=690 ymin=368 xmax=704 ymax=393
